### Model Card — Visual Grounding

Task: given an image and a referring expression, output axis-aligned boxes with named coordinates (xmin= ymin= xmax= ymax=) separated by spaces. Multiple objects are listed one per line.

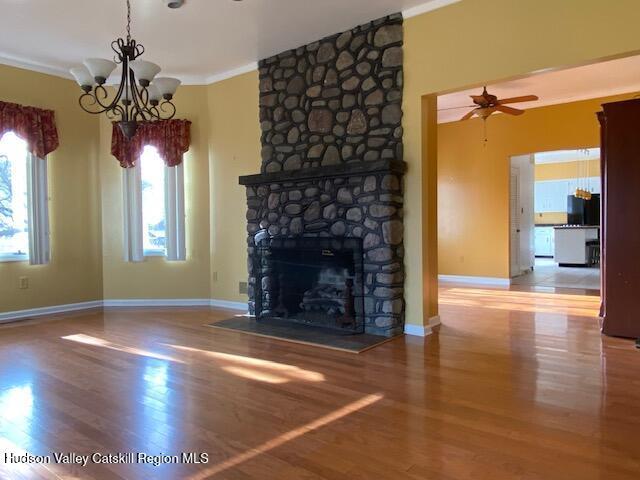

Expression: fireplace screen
xmin=254 ymin=237 xmax=364 ymax=334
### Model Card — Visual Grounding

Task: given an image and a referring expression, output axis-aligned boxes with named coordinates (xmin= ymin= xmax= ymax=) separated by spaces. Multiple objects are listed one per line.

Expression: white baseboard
xmin=210 ymin=299 xmax=248 ymax=311
xmin=438 ymin=274 xmax=511 ymax=287
xmin=102 ymin=298 xmax=247 ymax=310
xmin=428 ymin=315 xmax=442 ymax=328
xmin=404 ymin=323 xmax=432 ymax=337
xmin=0 ymin=300 xmax=103 ymax=323
xmin=404 ymin=316 xmax=441 ymax=337
xmin=1 ymin=297 xmax=248 ymax=324
xmin=102 ymin=298 xmax=211 ymax=307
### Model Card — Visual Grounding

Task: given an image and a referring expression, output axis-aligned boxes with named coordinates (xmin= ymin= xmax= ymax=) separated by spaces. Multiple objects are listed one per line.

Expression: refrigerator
xmin=566 ymin=194 xmax=600 ymax=226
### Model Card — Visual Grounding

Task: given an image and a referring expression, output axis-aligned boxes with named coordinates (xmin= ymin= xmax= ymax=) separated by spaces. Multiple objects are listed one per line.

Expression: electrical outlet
xmin=239 ymin=281 xmax=248 ymax=294
xmin=212 ymin=271 xmax=218 ymax=282
xmin=19 ymin=276 xmax=29 ymax=289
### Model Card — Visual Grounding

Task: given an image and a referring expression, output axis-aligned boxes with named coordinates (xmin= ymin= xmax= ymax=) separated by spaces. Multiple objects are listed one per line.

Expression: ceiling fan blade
xmin=495 ymin=104 xmax=524 ymax=116
xmin=438 ymin=105 xmax=477 ymax=111
xmin=498 ymin=95 xmax=539 ymax=104
xmin=460 ymin=109 xmax=477 ymax=121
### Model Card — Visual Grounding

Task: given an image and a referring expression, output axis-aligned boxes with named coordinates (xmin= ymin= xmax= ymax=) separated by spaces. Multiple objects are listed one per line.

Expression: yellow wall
xmin=536 ymin=212 xmax=568 ymax=225
xmin=535 ymin=159 xmax=600 ymax=181
xmin=437 ymin=93 xmax=634 ymax=279
xmin=0 ymin=65 xmax=103 ymax=312
xmin=404 ymin=0 xmax=640 ymax=324
xmin=207 ymin=72 xmax=261 ymax=303
xmin=99 ymin=85 xmax=212 ymax=300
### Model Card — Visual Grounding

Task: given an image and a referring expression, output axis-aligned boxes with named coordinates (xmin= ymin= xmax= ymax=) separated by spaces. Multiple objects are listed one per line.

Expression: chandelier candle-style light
xmin=70 ymin=0 xmax=181 ymax=139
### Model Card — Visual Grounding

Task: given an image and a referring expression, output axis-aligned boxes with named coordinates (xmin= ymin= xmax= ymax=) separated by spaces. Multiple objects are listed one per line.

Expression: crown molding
xmin=205 ymin=62 xmax=259 ymax=85
xmin=0 ymin=52 xmax=72 ymax=80
xmin=402 ymin=0 xmax=461 ymax=19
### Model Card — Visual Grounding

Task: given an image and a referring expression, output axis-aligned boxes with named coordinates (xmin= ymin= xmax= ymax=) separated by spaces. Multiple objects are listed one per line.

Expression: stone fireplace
xmin=240 ymin=13 xmax=406 ymax=337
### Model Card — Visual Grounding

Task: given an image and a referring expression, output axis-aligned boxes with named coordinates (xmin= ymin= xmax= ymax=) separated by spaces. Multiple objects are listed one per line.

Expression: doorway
xmin=510 ymin=148 xmax=601 ymax=291
xmin=509 ymin=155 xmax=535 ymax=278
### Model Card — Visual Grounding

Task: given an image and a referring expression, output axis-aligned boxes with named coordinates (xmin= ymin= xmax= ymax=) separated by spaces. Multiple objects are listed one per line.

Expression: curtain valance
xmin=0 ymin=101 xmax=59 ymax=157
xmin=111 ymin=119 xmax=192 ymax=168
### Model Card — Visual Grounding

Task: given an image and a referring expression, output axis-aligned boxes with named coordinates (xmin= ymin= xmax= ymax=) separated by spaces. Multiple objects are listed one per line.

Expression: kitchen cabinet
xmin=534 ymin=226 xmax=555 ymax=257
xmin=566 ymin=177 xmax=601 ymax=195
xmin=535 ymin=180 xmax=569 ymax=212
xmin=535 ymin=177 xmax=601 ymax=213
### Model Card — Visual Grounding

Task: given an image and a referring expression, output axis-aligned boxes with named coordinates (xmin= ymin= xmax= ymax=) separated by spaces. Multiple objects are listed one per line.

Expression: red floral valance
xmin=0 ymin=101 xmax=59 ymax=158
xmin=111 ymin=119 xmax=192 ymax=168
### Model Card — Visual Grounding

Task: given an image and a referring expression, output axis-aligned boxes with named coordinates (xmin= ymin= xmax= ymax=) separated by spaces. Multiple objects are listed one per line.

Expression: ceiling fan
xmin=443 ymin=87 xmax=539 ymax=121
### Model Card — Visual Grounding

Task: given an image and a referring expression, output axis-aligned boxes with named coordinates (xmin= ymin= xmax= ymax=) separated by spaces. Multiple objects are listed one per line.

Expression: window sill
xmin=144 ymin=250 xmax=166 ymax=258
xmin=0 ymin=255 xmax=29 ymax=263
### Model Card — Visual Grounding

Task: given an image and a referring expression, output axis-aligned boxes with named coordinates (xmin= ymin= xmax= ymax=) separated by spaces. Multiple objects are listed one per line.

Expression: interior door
xmin=510 ymin=166 xmax=521 ymax=277
xmin=519 ymin=155 xmax=535 ymax=270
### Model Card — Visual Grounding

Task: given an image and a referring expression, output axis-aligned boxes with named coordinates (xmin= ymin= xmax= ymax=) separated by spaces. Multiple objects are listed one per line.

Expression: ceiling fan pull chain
xmin=483 ymin=119 xmax=488 ymax=146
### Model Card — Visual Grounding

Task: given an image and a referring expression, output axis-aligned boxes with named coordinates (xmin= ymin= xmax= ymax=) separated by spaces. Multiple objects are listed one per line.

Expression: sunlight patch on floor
xmin=164 ymin=344 xmax=325 ymax=384
xmin=440 ymin=287 xmax=600 ymax=317
xmin=187 ymin=393 xmax=383 ymax=480
xmin=61 ymin=334 xmax=183 ymax=363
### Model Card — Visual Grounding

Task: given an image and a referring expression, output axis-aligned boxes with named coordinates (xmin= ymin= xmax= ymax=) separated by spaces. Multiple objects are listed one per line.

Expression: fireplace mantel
xmin=239 ymin=159 xmax=407 ymax=186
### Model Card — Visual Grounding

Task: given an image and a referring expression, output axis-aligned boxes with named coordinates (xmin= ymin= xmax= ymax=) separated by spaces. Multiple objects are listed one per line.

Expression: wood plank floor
xmin=0 ymin=286 xmax=638 ymax=479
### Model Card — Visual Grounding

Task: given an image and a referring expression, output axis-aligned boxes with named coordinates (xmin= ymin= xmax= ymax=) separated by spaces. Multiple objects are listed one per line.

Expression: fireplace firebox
xmin=254 ymin=237 xmax=365 ymax=334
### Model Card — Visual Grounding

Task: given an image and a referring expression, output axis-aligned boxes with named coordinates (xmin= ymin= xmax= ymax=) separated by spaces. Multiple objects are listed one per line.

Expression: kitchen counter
xmin=554 ymin=226 xmax=599 ymax=266
xmin=553 ymin=225 xmax=601 ymax=230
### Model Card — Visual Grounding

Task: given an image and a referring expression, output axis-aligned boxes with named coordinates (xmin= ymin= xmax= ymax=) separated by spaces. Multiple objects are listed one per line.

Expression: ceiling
xmin=0 ymin=0 xmax=457 ymax=85
xmin=534 ymin=149 xmax=600 ymax=165
xmin=438 ymin=55 xmax=640 ymax=123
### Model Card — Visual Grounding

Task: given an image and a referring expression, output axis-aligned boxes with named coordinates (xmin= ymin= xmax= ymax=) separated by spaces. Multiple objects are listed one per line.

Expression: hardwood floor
xmin=1 ymin=286 xmax=638 ymax=479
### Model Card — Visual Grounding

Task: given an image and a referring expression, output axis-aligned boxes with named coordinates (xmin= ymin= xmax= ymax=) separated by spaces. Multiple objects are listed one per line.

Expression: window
xmin=122 ymin=146 xmax=185 ymax=262
xmin=140 ymin=146 xmax=166 ymax=255
xmin=0 ymin=132 xmax=30 ymax=261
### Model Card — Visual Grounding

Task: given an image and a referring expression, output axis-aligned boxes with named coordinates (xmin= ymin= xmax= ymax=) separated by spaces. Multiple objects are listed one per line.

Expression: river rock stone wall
xmin=258 ymin=13 xmax=403 ymax=173
xmin=242 ymin=13 xmax=406 ymax=337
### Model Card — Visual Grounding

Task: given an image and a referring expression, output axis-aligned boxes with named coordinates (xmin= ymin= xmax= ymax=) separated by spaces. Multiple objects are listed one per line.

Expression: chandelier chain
xmin=126 ymin=0 xmax=131 ymax=42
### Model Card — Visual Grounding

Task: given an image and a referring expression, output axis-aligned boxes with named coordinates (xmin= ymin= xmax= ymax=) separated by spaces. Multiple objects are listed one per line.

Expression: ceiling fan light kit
xmin=69 ymin=0 xmax=181 ymax=139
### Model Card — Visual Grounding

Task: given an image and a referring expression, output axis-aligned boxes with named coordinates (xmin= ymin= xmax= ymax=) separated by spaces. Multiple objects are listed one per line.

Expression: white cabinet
xmin=535 ymin=177 xmax=600 ymax=213
xmin=566 ymin=177 xmax=601 ymax=195
xmin=535 ymin=180 xmax=569 ymax=212
xmin=535 ymin=226 xmax=555 ymax=256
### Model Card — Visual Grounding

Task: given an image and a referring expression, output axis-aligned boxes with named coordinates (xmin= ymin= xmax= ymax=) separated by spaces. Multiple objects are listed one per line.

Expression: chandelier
xmin=69 ymin=0 xmax=181 ymax=139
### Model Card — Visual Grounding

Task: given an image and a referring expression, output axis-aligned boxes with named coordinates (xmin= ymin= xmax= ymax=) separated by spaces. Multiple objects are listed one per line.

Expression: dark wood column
xmin=599 ymin=99 xmax=640 ymax=338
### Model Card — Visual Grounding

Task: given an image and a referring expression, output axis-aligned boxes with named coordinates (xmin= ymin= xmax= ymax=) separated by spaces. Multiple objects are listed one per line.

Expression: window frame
xmin=122 ymin=145 xmax=186 ymax=262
